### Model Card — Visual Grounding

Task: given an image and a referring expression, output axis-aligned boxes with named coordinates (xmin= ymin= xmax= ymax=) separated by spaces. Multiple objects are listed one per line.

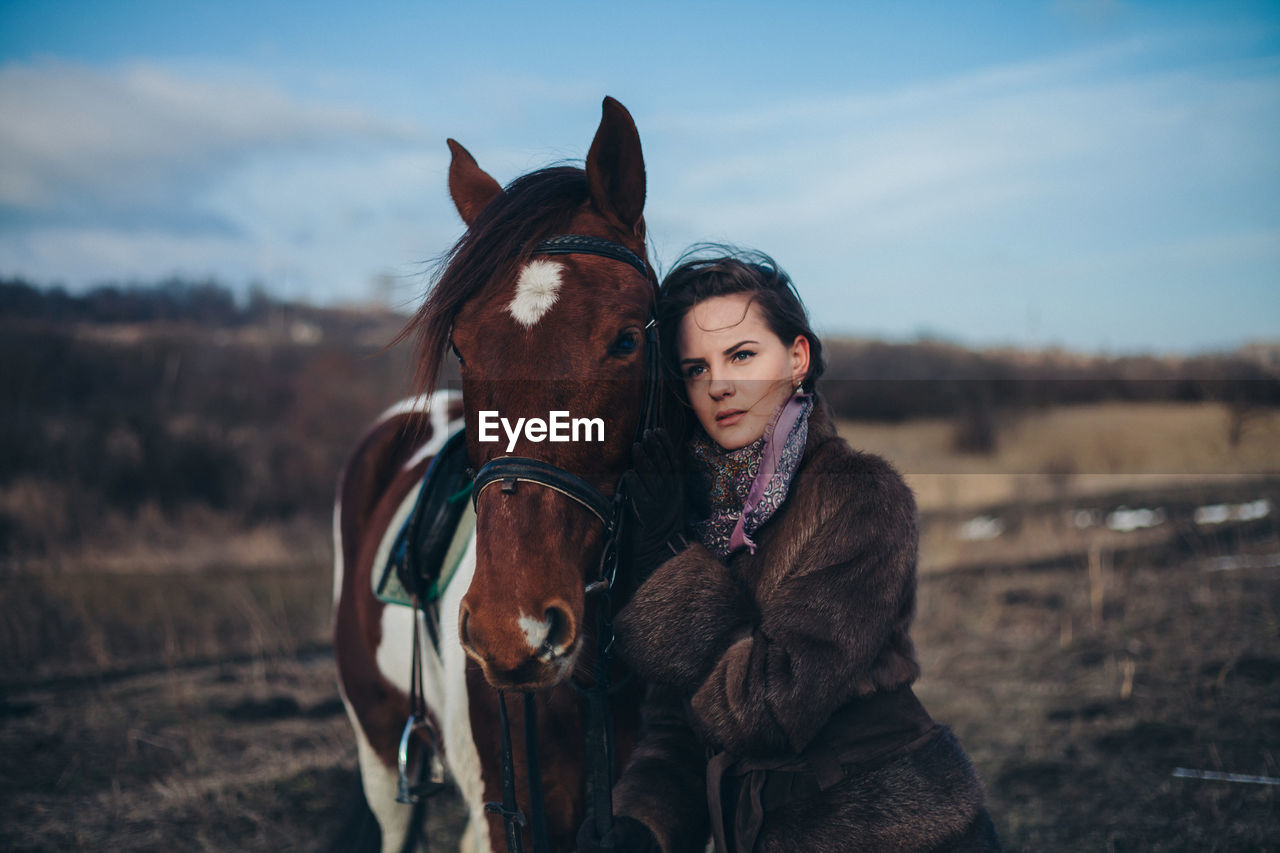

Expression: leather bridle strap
xmin=485 ymin=691 xmax=528 ymax=853
xmin=472 ymin=456 xmax=614 ymax=527
xmin=529 ymin=234 xmax=650 ymax=280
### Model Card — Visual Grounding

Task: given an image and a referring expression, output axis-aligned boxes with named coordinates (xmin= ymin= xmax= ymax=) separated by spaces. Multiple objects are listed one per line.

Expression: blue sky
xmin=1 ymin=0 xmax=1277 ymax=353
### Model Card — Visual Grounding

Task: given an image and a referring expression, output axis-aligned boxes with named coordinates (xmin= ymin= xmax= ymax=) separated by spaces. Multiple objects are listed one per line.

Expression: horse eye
xmin=450 ymin=341 xmax=466 ymax=365
xmin=609 ymin=330 xmax=639 ymax=357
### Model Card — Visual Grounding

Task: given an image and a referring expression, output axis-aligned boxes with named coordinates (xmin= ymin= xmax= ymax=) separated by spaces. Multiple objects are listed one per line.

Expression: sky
xmin=1 ymin=0 xmax=1277 ymax=354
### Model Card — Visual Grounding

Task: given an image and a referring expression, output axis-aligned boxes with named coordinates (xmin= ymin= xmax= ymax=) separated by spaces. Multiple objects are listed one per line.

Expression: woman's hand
xmin=621 ymin=428 xmax=689 ymax=583
xmin=576 ymin=814 xmax=661 ymax=853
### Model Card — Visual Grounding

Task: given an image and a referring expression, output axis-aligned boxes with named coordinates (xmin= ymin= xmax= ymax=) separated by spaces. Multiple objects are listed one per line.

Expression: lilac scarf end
xmin=727 ymin=391 xmax=812 ymax=555
xmin=730 ymin=528 xmax=758 ymax=555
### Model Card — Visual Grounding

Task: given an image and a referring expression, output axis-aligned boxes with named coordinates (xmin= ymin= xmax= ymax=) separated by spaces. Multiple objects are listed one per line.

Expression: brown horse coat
xmin=610 ymin=393 xmax=996 ymax=852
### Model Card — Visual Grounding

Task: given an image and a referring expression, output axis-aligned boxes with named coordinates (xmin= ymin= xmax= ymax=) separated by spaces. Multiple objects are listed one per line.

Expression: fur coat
xmin=610 ymin=394 xmax=998 ymax=853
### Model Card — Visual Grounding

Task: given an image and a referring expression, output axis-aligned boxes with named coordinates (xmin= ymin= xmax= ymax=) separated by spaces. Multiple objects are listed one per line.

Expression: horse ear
xmin=586 ymin=96 xmax=646 ymax=234
xmin=447 ymin=139 xmax=503 ymax=227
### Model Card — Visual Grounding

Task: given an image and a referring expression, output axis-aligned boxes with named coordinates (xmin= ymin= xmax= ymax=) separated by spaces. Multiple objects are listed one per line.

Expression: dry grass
xmin=840 ymin=401 xmax=1280 ymax=512
xmin=0 ymin=480 xmax=331 ymax=575
xmin=1 ymin=399 xmax=1277 ymax=850
xmin=0 ymin=559 xmax=334 ymax=684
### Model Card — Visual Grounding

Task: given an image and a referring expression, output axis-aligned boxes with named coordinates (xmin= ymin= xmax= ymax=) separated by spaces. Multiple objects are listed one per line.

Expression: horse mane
xmin=401 ymin=165 xmax=591 ymax=398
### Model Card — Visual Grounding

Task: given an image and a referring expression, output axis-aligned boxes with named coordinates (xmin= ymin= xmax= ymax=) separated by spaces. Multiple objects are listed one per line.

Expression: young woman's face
xmin=677 ymin=293 xmax=810 ymax=450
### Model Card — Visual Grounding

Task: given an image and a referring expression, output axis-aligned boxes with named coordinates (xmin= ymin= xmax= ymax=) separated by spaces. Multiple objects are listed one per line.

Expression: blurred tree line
xmin=0 ymin=277 xmax=1276 ymax=556
xmin=820 ymin=338 xmax=1279 ymax=417
xmin=0 ymin=275 xmax=404 ymax=347
xmin=2 ymin=276 xmax=282 ymax=326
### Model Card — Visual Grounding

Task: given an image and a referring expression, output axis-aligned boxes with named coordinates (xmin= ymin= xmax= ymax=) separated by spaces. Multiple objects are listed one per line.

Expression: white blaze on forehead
xmin=518 ymin=612 xmax=551 ymax=651
xmin=507 ymin=259 xmax=564 ymax=327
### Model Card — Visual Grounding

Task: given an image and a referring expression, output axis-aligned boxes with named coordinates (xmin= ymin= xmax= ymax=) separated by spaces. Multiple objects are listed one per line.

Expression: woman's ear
xmin=790 ymin=335 xmax=811 ymax=387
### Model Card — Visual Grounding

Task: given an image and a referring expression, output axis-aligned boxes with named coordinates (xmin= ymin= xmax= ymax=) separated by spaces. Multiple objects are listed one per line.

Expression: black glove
xmin=619 ymin=428 xmax=690 ymax=582
xmin=576 ymin=813 xmax=661 ymax=853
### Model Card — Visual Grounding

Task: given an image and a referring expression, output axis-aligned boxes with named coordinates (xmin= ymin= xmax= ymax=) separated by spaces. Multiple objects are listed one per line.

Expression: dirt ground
xmin=3 ymin=510 xmax=1276 ymax=851
xmin=915 ymin=539 xmax=1280 ymax=850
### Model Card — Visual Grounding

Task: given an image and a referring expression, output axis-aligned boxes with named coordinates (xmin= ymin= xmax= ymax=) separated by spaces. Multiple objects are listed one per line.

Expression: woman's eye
xmin=684 ymin=364 xmax=706 ymax=379
xmin=731 ymin=350 xmax=755 ymax=362
xmin=609 ymin=330 xmax=639 ymax=357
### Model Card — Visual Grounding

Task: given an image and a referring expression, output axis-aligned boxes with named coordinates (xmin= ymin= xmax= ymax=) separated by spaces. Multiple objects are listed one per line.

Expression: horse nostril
xmin=459 ymin=604 xmax=474 ymax=652
xmin=542 ymin=602 xmax=573 ymax=654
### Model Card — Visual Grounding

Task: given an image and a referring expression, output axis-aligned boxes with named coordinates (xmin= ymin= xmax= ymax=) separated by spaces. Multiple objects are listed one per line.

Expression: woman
xmin=580 ymin=250 xmax=1000 ymax=852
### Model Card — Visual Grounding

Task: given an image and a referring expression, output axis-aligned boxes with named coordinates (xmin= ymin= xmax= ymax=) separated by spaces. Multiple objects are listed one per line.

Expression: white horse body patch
xmin=373 ymin=522 xmax=490 ymax=852
xmin=507 ymin=260 xmax=564 ymax=327
xmin=339 ymin=388 xmax=492 ymax=852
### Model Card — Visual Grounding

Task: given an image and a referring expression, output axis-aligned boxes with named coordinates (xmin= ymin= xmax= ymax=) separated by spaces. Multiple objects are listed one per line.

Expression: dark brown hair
xmin=657 ymin=245 xmax=826 ymax=393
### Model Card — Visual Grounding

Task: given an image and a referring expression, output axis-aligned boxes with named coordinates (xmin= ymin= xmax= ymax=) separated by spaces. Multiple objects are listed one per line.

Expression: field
xmin=1 ymin=310 xmax=1277 ymax=851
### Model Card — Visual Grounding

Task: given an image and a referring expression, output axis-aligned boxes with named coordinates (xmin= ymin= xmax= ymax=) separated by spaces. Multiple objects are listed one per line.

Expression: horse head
xmin=408 ymin=97 xmax=655 ymax=691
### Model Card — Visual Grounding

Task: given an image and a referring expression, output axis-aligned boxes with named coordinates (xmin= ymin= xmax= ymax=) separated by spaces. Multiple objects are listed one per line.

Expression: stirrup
xmin=396 ymin=716 xmax=447 ymax=804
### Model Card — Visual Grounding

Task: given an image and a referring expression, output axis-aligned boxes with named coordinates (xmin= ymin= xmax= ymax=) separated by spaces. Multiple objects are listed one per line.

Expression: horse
xmin=333 ymin=97 xmax=659 ymax=853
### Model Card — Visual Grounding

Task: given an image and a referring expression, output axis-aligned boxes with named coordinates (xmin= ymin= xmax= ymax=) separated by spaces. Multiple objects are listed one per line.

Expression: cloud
xmin=650 ymin=33 xmax=1243 ymax=233
xmin=641 ymin=29 xmax=1280 ymax=350
xmin=0 ymin=59 xmax=633 ymax=303
xmin=0 ymin=59 xmax=425 ymax=234
xmin=0 ymin=59 xmax=450 ymax=301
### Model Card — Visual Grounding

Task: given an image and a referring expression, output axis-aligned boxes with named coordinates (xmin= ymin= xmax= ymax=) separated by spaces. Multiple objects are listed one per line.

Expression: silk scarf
xmin=687 ymin=391 xmax=814 ymax=559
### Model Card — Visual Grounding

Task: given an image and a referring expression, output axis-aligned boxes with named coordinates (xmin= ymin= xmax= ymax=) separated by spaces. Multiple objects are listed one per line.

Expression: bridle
xmin=467 ymin=233 xmax=661 ymax=853
xmin=469 ymin=233 xmax=661 ymax=602
xmin=470 ymin=233 xmax=661 ymax=526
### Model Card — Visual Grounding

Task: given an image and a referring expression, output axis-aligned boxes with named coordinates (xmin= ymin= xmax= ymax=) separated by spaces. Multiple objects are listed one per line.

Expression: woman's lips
xmin=715 ymin=410 xmax=745 ymax=427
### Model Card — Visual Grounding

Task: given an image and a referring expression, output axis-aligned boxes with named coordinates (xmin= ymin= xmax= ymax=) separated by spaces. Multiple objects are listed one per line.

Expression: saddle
xmin=376 ymin=428 xmax=476 ymax=608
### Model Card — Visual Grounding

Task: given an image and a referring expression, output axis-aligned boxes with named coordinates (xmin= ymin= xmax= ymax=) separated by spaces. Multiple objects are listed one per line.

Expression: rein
xmin=403 ymin=233 xmax=660 ymax=853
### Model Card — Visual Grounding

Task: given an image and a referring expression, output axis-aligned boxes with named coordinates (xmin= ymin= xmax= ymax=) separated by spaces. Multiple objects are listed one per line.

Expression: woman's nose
xmin=708 ymin=371 xmax=733 ymax=400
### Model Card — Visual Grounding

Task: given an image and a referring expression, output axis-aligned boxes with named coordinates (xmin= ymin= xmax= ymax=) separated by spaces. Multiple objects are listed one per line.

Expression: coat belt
xmin=705 ymin=686 xmax=937 ymax=853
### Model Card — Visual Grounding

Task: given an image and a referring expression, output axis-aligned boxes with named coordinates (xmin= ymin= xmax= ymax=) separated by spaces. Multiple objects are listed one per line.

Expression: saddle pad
xmin=375 ymin=427 xmax=476 ymax=608
xmin=375 ymin=497 xmax=475 ymax=608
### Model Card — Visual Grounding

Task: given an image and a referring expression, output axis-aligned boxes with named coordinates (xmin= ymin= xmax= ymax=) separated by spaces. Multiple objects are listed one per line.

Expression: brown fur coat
xmin=610 ymin=394 xmax=996 ymax=853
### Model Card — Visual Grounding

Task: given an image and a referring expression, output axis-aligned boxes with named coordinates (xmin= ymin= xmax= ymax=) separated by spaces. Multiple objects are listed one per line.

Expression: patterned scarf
xmin=687 ymin=391 xmax=814 ymax=559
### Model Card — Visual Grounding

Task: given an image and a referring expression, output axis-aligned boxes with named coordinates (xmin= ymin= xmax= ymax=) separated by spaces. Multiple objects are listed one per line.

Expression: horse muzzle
xmin=459 ymin=598 xmax=581 ymax=689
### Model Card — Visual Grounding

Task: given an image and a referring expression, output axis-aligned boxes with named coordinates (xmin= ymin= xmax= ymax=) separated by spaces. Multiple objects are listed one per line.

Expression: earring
xmin=794 ymin=380 xmax=803 ymax=393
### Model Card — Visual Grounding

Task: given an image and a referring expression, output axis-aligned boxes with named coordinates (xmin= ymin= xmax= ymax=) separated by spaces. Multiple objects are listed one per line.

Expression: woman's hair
xmin=657 ymin=244 xmax=826 ymax=394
